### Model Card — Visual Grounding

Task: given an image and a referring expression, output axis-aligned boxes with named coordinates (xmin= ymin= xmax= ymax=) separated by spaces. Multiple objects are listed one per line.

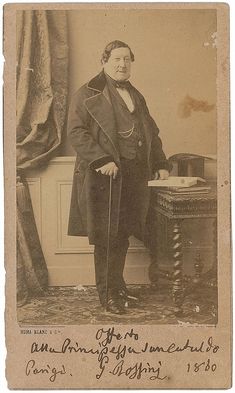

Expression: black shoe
xmin=106 ymin=297 xmax=126 ymax=315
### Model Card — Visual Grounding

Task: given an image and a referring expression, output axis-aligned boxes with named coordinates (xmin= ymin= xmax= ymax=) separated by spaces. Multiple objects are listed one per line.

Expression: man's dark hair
xmin=101 ymin=40 xmax=135 ymax=63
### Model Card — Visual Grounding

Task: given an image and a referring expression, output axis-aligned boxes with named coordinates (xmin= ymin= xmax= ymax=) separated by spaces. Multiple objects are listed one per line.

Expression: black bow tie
xmin=114 ymin=80 xmax=129 ymax=89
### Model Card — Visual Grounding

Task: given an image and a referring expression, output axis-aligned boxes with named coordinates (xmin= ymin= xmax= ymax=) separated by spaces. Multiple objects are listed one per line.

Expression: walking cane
xmin=105 ymin=175 xmax=113 ymax=311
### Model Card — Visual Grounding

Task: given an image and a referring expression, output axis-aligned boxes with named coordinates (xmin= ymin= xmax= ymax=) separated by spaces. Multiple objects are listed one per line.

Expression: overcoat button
xmin=138 ymin=140 xmax=143 ymax=147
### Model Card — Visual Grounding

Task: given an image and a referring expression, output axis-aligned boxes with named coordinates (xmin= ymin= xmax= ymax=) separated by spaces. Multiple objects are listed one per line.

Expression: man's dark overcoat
xmin=67 ymin=71 xmax=169 ymax=245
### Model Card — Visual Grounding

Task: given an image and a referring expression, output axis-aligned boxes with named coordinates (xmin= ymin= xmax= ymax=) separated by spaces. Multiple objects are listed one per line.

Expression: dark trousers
xmin=94 ymin=157 xmax=147 ymax=306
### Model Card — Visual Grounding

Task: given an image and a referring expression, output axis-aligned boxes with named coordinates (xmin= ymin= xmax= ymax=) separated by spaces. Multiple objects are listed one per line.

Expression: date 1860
xmin=187 ymin=359 xmax=217 ymax=373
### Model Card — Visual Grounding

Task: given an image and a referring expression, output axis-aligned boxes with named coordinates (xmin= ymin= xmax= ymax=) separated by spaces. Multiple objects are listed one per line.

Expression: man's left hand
xmin=154 ymin=169 xmax=169 ymax=180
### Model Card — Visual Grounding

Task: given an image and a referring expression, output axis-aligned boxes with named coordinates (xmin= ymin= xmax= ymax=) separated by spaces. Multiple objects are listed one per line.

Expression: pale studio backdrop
xmin=63 ymin=8 xmax=217 ymax=158
xmin=27 ymin=9 xmax=217 ymax=286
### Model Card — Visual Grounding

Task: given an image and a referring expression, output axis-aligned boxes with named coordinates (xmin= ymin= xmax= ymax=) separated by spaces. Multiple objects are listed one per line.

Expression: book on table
xmin=148 ymin=176 xmax=211 ymax=194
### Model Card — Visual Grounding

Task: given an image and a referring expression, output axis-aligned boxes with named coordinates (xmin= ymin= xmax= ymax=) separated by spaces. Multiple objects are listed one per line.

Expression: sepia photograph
xmin=4 ymin=2 xmax=231 ymax=389
xmin=16 ymin=6 xmax=218 ymax=325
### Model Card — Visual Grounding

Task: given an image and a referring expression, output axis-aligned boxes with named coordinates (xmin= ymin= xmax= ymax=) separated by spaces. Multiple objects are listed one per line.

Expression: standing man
xmin=67 ymin=40 xmax=170 ymax=314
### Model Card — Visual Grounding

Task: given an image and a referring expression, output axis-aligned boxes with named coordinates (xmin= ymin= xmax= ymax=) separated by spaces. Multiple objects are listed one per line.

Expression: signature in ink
xmin=109 ymin=360 xmax=168 ymax=380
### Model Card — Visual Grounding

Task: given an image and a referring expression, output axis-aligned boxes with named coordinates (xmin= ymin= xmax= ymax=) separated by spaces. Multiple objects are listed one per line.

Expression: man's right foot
xmin=105 ymin=297 xmax=126 ymax=315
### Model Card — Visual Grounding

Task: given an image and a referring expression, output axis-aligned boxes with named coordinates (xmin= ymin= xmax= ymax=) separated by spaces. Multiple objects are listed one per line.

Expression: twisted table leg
xmin=172 ymin=220 xmax=184 ymax=315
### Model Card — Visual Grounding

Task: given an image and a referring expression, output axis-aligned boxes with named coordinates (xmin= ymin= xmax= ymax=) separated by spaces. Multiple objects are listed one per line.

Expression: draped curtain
xmin=16 ymin=10 xmax=69 ymax=306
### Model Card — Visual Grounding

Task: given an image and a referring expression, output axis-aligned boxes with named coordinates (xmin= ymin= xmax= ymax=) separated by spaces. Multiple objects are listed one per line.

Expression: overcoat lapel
xmin=84 ymin=72 xmax=120 ymax=160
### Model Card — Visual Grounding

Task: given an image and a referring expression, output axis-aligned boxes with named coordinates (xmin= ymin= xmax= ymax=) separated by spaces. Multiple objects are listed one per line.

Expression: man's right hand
xmin=95 ymin=162 xmax=119 ymax=179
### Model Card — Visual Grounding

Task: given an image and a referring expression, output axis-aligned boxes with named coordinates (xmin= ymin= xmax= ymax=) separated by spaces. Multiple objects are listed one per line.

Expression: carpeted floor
xmin=17 ymin=282 xmax=217 ymax=326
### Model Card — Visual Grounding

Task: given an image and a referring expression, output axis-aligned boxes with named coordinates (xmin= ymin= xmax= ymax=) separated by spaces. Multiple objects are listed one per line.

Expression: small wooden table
xmin=148 ymin=187 xmax=217 ymax=316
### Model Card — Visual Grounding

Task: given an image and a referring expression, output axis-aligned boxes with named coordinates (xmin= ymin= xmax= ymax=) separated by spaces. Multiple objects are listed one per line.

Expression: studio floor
xmin=17 ymin=281 xmax=217 ymax=326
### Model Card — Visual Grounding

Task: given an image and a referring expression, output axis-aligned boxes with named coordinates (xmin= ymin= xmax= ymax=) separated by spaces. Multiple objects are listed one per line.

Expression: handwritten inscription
xmin=25 ymin=359 xmax=71 ymax=383
xmin=109 ymin=360 xmax=167 ymax=380
xmin=24 ymin=327 xmax=220 ymax=382
xmin=187 ymin=359 xmax=217 ymax=373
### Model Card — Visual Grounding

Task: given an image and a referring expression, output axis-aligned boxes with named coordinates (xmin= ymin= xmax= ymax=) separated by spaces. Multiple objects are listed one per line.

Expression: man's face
xmin=103 ymin=47 xmax=132 ymax=81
